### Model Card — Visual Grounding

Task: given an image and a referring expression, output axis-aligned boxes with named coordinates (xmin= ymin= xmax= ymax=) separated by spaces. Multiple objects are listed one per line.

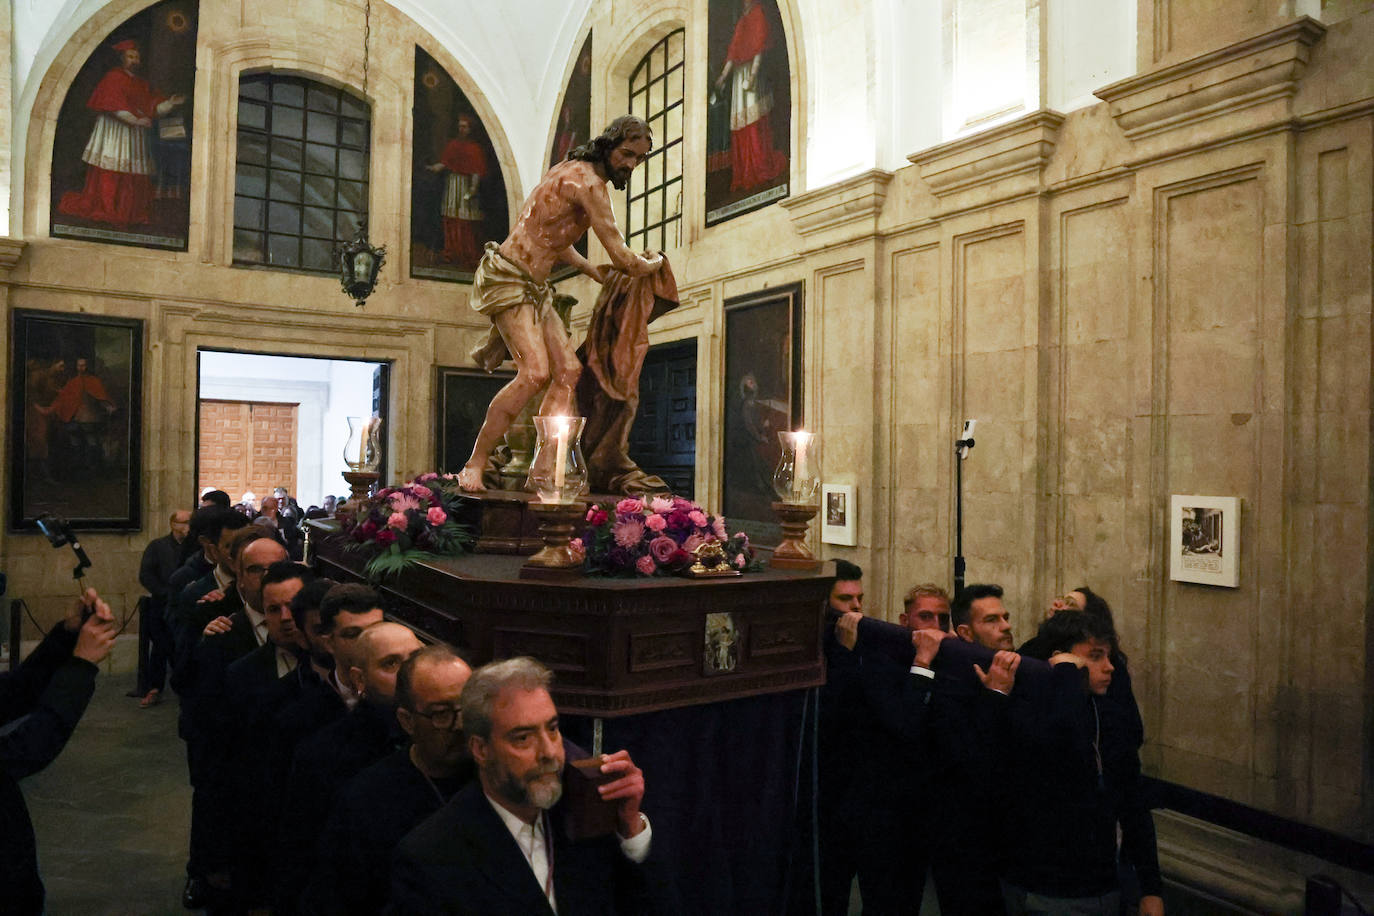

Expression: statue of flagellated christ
xmin=457 ymin=115 xmax=665 ymax=492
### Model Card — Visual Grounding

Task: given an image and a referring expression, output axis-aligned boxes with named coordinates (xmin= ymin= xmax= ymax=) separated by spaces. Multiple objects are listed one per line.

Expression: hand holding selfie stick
xmin=954 ymin=420 xmax=976 ymax=595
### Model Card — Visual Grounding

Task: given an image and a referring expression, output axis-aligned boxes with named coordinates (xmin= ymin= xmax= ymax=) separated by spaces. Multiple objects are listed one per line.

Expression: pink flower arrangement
xmin=338 ymin=474 xmax=473 ymax=580
xmin=580 ymin=494 xmax=756 ymax=578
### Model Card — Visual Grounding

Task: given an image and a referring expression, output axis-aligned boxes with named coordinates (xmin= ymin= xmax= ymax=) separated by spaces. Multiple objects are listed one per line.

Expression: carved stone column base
xmin=769 ymin=501 xmax=822 ymax=570
xmin=520 ymin=500 xmax=587 ymax=580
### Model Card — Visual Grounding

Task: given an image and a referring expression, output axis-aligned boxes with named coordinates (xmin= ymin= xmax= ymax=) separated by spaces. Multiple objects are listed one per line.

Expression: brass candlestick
xmin=342 ymin=470 xmax=380 ymax=504
xmin=519 ymin=500 xmax=587 ymax=580
xmin=769 ymin=501 xmax=822 ymax=570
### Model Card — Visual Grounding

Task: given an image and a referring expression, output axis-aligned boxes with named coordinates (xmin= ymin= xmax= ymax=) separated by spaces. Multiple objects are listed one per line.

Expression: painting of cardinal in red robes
xmin=50 ymin=2 xmax=197 ymax=249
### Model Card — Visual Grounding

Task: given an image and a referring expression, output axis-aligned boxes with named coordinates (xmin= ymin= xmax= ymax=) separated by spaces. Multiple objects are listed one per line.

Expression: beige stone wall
xmin=1 ymin=0 xmax=1371 ymax=849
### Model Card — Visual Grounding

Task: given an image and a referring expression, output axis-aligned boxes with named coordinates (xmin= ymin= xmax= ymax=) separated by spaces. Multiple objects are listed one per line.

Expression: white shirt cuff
xmin=618 ymin=813 xmax=652 ymax=863
xmin=909 ymin=665 xmax=935 ymax=678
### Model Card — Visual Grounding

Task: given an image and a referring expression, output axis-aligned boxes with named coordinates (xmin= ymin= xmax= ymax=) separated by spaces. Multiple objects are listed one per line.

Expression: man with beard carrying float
xmin=458 ymin=115 xmax=666 ymax=493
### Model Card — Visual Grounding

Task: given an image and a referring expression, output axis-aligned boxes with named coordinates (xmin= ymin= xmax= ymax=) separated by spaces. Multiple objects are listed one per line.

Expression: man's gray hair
xmin=460 ymin=656 xmax=554 ymax=741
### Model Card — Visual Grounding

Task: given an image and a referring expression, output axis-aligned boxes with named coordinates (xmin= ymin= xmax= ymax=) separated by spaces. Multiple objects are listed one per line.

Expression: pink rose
xmin=570 ymin=538 xmax=584 ymax=552
xmin=688 ymin=510 xmax=708 ymax=528
xmin=376 ymin=529 xmax=397 ymax=546
xmin=417 ymin=472 xmax=440 ymax=482
xmin=587 ymin=506 xmax=609 ymax=526
xmin=636 ymin=555 xmax=657 ymax=576
xmin=649 ymin=536 xmax=677 ymax=564
xmin=613 ymin=518 xmax=645 ymax=548
xmin=712 ymin=517 xmax=728 ymax=540
xmin=411 ymin=485 xmax=434 ymax=500
xmin=426 ymin=507 xmax=447 ymax=526
xmin=682 ymin=534 xmax=705 ymax=554
xmin=650 ymin=496 xmax=674 ymax=514
xmin=616 ymin=497 xmax=644 ymax=515
xmin=387 ymin=511 xmax=408 ymax=531
xmin=644 ymin=513 xmax=667 ymax=532
xmin=734 ymin=554 xmax=746 ymax=568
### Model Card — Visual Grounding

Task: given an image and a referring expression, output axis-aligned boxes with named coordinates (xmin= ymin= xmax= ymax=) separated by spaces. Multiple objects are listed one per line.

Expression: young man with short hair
xmin=999 ymin=611 xmax=1164 ymax=916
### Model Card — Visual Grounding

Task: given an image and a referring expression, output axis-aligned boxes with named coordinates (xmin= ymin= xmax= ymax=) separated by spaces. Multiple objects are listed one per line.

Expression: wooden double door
xmin=198 ymin=399 xmax=297 ymax=506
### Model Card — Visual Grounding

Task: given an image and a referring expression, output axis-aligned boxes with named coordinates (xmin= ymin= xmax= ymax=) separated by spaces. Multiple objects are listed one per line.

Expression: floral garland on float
xmin=577 ymin=495 xmax=759 ymax=578
xmin=338 ymin=473 xmax=473 ymax=580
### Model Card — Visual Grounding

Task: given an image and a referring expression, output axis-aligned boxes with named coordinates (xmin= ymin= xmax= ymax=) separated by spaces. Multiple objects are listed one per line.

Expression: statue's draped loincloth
xmin=468 ymin=242 xmax=554 ymax=372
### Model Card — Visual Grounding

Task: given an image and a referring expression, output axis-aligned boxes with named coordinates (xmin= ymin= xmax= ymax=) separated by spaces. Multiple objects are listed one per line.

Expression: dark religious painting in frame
xmin=49 ymin=0 xmax=198 ymax=251
xmin=411 ymin=47 xmax=510 ymax=284
xmin=435 ymin=366 xmax=515 ymax=474
xmin=9 ymin=310 xmax=143 ymax=531
xmin=547 ymin=31 xmax=593 ymax=281
xmin=721 ymin=283 xmax=802 ymax=547
xmin=705 ymin=0 xmax=791 ymax=227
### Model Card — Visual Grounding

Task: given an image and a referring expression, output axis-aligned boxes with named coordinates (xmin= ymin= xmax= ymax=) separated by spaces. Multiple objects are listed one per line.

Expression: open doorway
xmin=195 ymin=349 xmax=388 ymax=511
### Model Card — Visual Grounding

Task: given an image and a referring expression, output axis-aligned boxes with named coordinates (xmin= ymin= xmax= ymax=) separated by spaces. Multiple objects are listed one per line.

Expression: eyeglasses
xmin=412 ymin=706 xmax=460 ymax=730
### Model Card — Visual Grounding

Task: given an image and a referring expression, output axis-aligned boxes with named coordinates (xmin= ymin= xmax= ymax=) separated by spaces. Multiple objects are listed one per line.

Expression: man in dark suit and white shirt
xmin=390 ymin=656 xmax=666 ymax=915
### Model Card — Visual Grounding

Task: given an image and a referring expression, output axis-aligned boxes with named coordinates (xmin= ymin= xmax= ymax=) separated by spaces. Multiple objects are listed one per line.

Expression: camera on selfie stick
xmin=953 ymin=420 xmax=976 ymax=595
xmin=36 ymin=514 xmax=93 ymax=601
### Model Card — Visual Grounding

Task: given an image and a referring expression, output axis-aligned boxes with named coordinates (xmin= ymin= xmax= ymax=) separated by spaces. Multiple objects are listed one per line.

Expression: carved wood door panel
xmin=198 ymin=399 xmax=298 ymax=505
xmin=628 ymin=340 xmax=697 ymax=498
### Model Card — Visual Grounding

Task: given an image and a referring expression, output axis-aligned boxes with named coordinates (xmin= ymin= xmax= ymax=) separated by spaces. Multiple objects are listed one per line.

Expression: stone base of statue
xmin=458 ymin=490 xmax=609 ymax=556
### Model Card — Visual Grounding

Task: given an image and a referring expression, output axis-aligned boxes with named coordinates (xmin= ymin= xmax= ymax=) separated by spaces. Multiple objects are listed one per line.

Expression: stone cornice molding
xmin=781 ymin=169 xmax=893 ymax=241
xmin=908 ymin=110 xmax=1065 ymax=206
xmin=1094 ymin=17 xmax=1326 ymax=144
xmin=0 ymin=238 xmax=28 ymax=275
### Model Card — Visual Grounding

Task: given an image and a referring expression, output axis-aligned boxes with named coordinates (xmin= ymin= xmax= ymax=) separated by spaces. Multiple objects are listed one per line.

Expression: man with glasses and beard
xmin=302 ymin=646 xmax=473 ymax=915
xmin=390 ymin=656 xmax=669 ymax=914
xmin=457 ymin=115 xmax=666 ymax=492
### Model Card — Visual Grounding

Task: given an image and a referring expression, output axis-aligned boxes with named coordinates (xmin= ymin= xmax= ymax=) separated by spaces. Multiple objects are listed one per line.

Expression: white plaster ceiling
xmin=13 ymin=0 xmax=595 ymax=197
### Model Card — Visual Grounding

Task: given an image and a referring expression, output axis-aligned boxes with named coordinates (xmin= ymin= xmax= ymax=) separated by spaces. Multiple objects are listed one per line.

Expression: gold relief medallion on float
xmin=686 ymin=540 xmax=743 ymax=578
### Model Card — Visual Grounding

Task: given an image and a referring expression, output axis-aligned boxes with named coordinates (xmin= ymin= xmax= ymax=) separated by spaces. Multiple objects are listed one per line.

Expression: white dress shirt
xmin=244 ymin=604 xmax=267 ymax=646
xmin=484 ymin=791 xmax=652 ymax=913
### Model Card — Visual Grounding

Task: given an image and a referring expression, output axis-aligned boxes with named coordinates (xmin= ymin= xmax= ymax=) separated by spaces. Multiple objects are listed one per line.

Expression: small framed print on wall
xmin=1169 ymin=494 xmax=1240 ymax=588
xmin=820 ymin=483 xmax=856 ymax=546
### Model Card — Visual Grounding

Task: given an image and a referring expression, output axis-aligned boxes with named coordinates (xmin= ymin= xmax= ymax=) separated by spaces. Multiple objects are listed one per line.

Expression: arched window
xmin=626 ymin=29 xmax=684 ymax=252
xmin=233 ymin=73 xmax=370 ymax=272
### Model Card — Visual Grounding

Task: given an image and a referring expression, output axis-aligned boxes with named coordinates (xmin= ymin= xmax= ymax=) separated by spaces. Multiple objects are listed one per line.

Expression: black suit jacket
xmin=0 ymin=626 xmax=97 ymax=916
xmin=389 ymin=778 xmax=667 ymax=916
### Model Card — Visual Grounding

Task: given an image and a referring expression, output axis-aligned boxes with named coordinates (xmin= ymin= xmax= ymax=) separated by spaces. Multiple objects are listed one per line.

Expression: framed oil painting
xmin=1169 ymin=494 xmax=1240 ymax=588
xmin=705 ymin=0 xmax=791 ymax=227
xmin=721 ymin=283 xmax=803 ymax=546
xmin=410 ymin=47 xmax=510 ymax=283
xmin=548 ymin=31 xmax=593 ymax=281
xmin=49 ymin=0 xmax=199 ymax=250
xmin=435 ymin=366 xmax=514 ymax=473
xmin=9 ymin=310 xmax=143 ymax=531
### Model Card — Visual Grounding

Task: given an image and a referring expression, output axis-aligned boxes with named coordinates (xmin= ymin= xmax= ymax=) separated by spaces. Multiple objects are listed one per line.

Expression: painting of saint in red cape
xmin=410 ymin=47 xmax=510 ymax=282
xmin=706 ymin=0 xmax=792 ymax=226
xmin=50 ymin=0 xmax=198 ymax=250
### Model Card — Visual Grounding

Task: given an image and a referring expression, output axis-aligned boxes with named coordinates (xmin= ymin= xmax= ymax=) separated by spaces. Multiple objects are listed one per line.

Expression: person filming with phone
xmin=1 ymin=586 xmax=118 ymax=915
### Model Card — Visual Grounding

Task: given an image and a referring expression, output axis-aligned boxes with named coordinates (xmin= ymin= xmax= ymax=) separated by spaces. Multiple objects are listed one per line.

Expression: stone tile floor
xmin=25 ymin=673 xmax=191 ymax=916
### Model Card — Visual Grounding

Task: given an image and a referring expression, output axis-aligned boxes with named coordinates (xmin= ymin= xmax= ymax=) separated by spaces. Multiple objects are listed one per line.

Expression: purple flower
xmin=649 ymin=536 xmax=677 ymax=564
xmin=606 ymin=546 xmax=633 ymax=570
xmin=375 ymin=529 xmax=397 ymax=547
xmin=613 ymin=518 xmax=645 ymax=548
xmin=667 ymin=511 xmax=693 ymax=532
xmin=636 ymin=555 xmax=657 ymax=576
